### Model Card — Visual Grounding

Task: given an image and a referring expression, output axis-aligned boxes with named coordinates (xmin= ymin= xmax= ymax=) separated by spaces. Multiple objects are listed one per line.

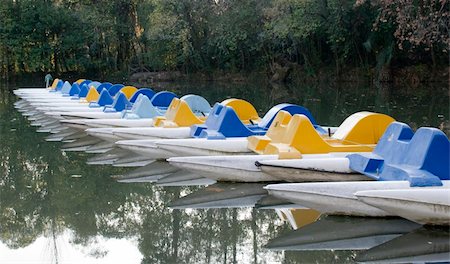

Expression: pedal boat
xmin=168 ymin=111 xmax=394 ymax=182
xmin=265 ymin=122 xmax=450 ymax=218
xmin=86 ymin=94 xmax=209 ymax=144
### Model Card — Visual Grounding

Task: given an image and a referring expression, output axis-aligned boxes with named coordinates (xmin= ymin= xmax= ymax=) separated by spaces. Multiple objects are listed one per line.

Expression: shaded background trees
xmin=0 ymin=0 xmax=448 ymax=80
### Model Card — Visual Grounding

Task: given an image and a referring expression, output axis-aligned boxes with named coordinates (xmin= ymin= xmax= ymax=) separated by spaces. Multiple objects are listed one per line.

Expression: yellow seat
xmin=331 ymin=111 xmax=395 ymax=144
xmin=247 ymin=110 xmax=292 ymax=154
xmin=264 ymin=112 xmax=395 ymax=159
xmin=152 ymin=98 xmax=263 ymax=128
xmin=47 ymin=78 xmax=60 ymax=90
xmin=119 ymin=86 xmax=138 ymax=99
xmin=153 ymin=98 xmax=207 ymax=128
xmin=81 ymin=86 xmax=100 ymax=103
xmin=221 ymin=98 xmax=261 ymax=125
xmin=75 ymin=79 xmax=85 ymax=84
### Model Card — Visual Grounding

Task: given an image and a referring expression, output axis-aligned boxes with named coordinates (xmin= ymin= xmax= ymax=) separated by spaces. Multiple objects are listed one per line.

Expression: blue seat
xmin=103 ymin=92 xmax=131 ymax=112
xmin=88 ymin=81 xmax=101 ymax=89
xmin=89 ymin=89 xmax=114 ymax=108
xmin=180 ymin=94 xmax=211 ymax=115
xmin=348 ymin=122 xmax=450 ymax=187
xmin=50 ymin=80 xmax=64 ymax=93
xmin=107 ymin=84 xmax=125 ymax=96
xmin=129 ymin=88 xmax=155 ymax=103
xmin=191 ymin=103 xmax=321 ymax=139
xmin=79 ymin=80 xmax=91 ymax=88
xmin=259 ymin=103 xmax=324 ymax=133
xmin=96 ymin=82 xmax=113 ymax=93
xmin=122 ymin=94 xmax=164 ymax=119
xmin=150 ymin=91 xmax=177 ymax=109
xmin=60 ymin=81 xmax=72 ymax=95
xmin=68 ymin=83 xmax=80 ymax=96
xmin=71 ymin=84 xmax=90 ymax=99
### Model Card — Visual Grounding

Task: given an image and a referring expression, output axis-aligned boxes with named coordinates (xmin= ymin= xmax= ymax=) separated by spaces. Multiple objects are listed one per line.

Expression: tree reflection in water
xmin=0 ymin=89 xmax=283 ymax=263
xmin=1 ymin=78 xmax=449 ymax=263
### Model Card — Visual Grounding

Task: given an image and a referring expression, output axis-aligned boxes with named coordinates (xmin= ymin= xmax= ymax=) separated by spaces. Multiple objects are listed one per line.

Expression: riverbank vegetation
xmin=0 ymin=0 xmax=448 ymax=83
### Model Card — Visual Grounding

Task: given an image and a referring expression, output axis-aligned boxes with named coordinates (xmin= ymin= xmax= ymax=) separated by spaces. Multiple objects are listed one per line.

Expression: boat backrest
xmin=90 ymin=89 xmax=113 ymax=107
xmin=248 ymin=110 xmax=293 ymax=153
xmin=190 ymin=99 xmax=265 ymax=139
xmin=122 ymin=94 xmax=163 ymax=119
xmin=78 ymin=84 xmax=89 ymax=98
xmin=96 ymin=82 xmax=112 ymax=93
xmin=107 ymin=84 xmax=124 ymax=96
xmin=60 ymin=81 xmax=72 ymax=95
xmin=332 ymin=112 xmax=394 ymax=144
xmin=265 ymin=111 xmax=294 ymax=139
xmin=153 ymin=98 xmax=206 ymax=128
xmin=404 ymin=128 xmax=449 ymax=180
xmin=191 ymin=103 xmax=262 ymax=139
xmin=150 ymin=91 xmax=178 ymax=108
xmin=371 ymin=122 xmax=415 ymax=165
xmin=129 ymin=88 xmax=155 ymax=103
xmin=49 ymin=79 xmax=60 ymax=89
xmin=79 ymin=80 xmax=91 ymax=89
xmin=269 ymin=114 xmax=328 ymax=155
xmin=347 ymin=122 xmax=449 ymax=186
xmin=220 ymin=98 xmax=260 ymax=125
xmin=119 ymin=86 xmax=139 ymax=99
xmin=263 ymin=113 xmax=376 ymax=158
xmin=88 ymin=81 xmax=101 ymax=89
xmin=53 ymin=80 xmax=64 ymax=92
xmin=68 ymin=83 xmax=81 ymax=96
xmin=103 ymin=92 xmax=131 ymax=112
xmin=259 ymin=104 xmax=318 ymax=130
xmin=248 ymin=105 xmax=327 ymax=154
xmin=84 ymin=87 xmax=100 ymax=102
xmin=180 ymin=94 xmax=211 ymax=115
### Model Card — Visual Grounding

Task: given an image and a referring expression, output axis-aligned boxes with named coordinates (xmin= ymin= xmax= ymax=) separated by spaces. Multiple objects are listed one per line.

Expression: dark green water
xmin=0 ymin=79 xmax=448 ymax=263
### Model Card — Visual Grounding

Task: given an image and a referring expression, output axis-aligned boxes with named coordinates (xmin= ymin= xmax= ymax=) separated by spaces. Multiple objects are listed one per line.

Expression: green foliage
xmin=0 ymin=0 xmax=447 ymax=79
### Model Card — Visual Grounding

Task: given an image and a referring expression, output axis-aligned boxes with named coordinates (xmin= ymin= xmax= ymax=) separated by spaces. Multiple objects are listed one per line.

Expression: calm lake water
xmin=0 ymin=79 xmax=449 ymax=264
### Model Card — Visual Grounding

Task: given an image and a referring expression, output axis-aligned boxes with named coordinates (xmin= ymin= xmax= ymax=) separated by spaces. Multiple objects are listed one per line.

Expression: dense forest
xmin=0 ymin=0 xmax=448 ymax=82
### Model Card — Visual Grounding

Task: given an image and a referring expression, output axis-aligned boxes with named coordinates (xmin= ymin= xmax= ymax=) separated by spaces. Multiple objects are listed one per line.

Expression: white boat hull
xmin=168 ymin=153 xmax=364 ymax=183
xmin=115 ymin=140 xmax=177 ymax=159
xmin=36 ymin=106 xmax=103 ymax=112
xmin=168 ymin=155 xmax=279 ymax=182
xmin=257 ymin=153 xmax=366 ymax=182
xmin=112 ymin=127 xmax=191 ymax=140
xmin=356 ymin=188 xmax=450 ymax=225
xmin=30 ymin=102 xmax=90 ymax=107
xmin=156 ymin=138 xmax=250 ymax=157
xmin=56 ymin=112 xmax=122 ymax=119
xmin=265 ymin=181 xmax=450 ymax=217
xmin=83 ymin=118 xmax=154 ymax=128
xmin=24 ymin=98 xmax=78 ymax=103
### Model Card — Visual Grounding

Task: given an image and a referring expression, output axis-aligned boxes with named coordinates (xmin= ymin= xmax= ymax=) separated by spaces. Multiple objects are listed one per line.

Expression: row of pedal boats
xmin=14 ymin=78 xmax=450 ymax=226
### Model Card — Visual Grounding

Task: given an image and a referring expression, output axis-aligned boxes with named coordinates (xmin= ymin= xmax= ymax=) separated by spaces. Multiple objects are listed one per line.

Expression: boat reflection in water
xmin=266 ymin=213 xmax=450 ymax=263
xmin=166 ymin=180 xmax=450 ymax=264
xmin=356 ymin=226 xmax=450 ymax=263
xmin=266 ymin=216 xmax=419 ymax=251
xmin=113 ymin=160 xmax=216 ymax=186
xmin=170 ymin=183 xmax=272 ymax=209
